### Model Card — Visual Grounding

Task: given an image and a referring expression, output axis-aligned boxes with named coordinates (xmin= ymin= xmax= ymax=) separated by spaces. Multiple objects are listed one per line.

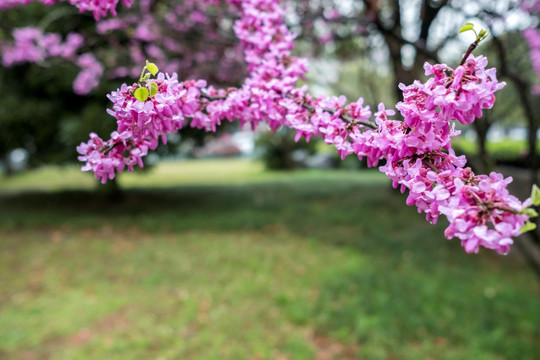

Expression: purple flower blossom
xmin=1 ymin=27 xmax=103 ymax=94
xmin=0 ymin=0 xmax=132 ymax=19
xmin=72 ymin=0 xmax=535 ymax=255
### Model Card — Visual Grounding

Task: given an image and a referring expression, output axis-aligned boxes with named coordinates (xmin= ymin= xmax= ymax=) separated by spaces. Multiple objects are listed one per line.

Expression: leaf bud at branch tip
xmin=133 ymin=61 xmax=160 ymax=102
xmin=531 ymin=184 xmax=540 ymax=206
xmin=458 ymin=22 xmax=489 ymax=65
xmin=458 ymin=22 xmax=489 ymax=44
xmin=138 ymin=60 xmax=159 ymax=84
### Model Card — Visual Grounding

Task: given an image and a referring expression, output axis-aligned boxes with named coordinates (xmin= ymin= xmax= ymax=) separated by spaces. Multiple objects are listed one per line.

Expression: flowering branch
xmin=0 ymin=0 xmax=133 ymax=20
xmin=35 ymin=0 xmax=530 ymax=255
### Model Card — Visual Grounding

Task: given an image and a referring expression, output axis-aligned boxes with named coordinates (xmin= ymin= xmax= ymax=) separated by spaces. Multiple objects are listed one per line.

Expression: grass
xmin=0 ymin=158 xmax=539 ymax=360
xmin=452 ymin=138 xmax=540 ymax=160
xmin=0 ymin=158 xmax=385 ymax=193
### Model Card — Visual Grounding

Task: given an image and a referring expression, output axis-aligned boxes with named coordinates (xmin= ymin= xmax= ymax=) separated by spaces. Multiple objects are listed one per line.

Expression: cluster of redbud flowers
xmin=78 ymin=63 xmax=534 ymax=256
xmin=1 ymin=27 xmax=103 ymax=95
xmin=0 ymin=0 xmax=132 ymax=20
xmin=74 ymin=0 xmax=535 ymax=254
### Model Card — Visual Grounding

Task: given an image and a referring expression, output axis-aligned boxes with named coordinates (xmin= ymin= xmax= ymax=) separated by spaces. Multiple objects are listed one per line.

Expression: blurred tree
xmin=286 ymin=0 xmax=539 ymax=173
xmin=1 ymin=0 xmax=538 ymax=173
xmin=0 ymin=0 xmax=249 ymax=173
xmin=256 ymin=127 xmax=318 ymax=170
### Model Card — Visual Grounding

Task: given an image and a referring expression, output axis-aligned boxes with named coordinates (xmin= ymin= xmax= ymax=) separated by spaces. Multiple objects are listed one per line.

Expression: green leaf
xmin=520 ymin=221 xmax=537 ymax=233
xmin=149 ymin=82 xmax=158 ymax=97
xmin=146 ymin=61 xmax=159 ymax=76
xmin=134 ymin=87 xmax=149 ymax=102
xmin=521 ymin=208 xmax=539 ymax=218
xmin=458 ymin=22 xmax=474 ymax=34
xmin=477 ymin=29 xmax=489 ymax=42
xmin=531 ymin=184 xmax=540 ymax=206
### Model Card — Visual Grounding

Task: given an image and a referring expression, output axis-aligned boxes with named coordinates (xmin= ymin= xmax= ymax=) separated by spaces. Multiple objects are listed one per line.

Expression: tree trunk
xmin=471 ymin=113 xmax=492 ymax=174
xmin=98 ymin=177 xmax=124 ymax=202
xmin=2 ymin=154 xmax=13 ymax=177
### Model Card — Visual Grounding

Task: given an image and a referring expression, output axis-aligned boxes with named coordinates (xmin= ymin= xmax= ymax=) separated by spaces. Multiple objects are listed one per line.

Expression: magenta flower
xmin=74 ymin=0 xmax=533 ymax=254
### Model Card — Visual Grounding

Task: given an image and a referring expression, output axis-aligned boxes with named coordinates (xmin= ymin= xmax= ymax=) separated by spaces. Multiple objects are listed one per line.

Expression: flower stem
xmin=460 ymin=40 xmax=479 ymax=66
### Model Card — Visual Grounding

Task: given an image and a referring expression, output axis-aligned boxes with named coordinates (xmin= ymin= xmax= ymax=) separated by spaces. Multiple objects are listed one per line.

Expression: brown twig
xmin=200 ymin=90 xmax=379 ymax=130
xmin=460 ymin=40 xmax=479 ymax=66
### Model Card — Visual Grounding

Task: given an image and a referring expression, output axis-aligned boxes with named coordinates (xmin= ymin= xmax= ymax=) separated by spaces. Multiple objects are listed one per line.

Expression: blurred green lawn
xmin=452 ymin=138 xmax=540 ymax=160
xmin=0 ymin=159 xmax=539 ymax=360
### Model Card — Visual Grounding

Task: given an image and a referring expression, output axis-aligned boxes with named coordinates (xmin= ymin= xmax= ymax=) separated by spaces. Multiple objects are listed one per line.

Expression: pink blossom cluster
xmin=440 ymin=170 xmax=529 ymax=254
xmin=69 ymin=0 xmax=133 ymax=20
xmin=97 ymin=0 xmax=246 ymax=84
xmin=0 ymin=0 xmax=132 ymax=19
xmin=77 ymin=0 xmax=309 ymax=181
xmin=280 ymin=55 xmax=527 ymax=254
xmin=1 ymin=0 xmax=266 ymax=98
xmin=73 ymin=53 xmax=104 ymax=95
xmin=77 ymin=0 xmax=532 ymax=254
xmin=521 ymin=0 xmax=540 ymax=13
xmin=77 ymin=74 xmax=206 ymax=182
xmin=1 ymin=27 xmax=83 ymax=66
xmin=0 ymin=0 xmax=58 ymax=10
xmin=347 ymin=55 xmax=527 ymax=254
xmin=378 ymin=153 xmax=528 ymax=254
xmin=522 ymin=27 xmax=540 ymax=95
xmin=1 ymin=27 xmax=103 ymax=94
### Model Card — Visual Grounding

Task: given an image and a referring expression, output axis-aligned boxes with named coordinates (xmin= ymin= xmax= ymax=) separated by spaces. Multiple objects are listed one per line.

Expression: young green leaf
xmin=532 ymin=184 xmax=540 ymax=205
xmin=146 ymin=61 xmax=159 ymax=76
xmin=149 ymin=82 xmax=158 ymax=97
xmin=521 ymin=208 xmax=539 ymax=218
xmin=134 ymin=87 xmax=149 ymax=102
xmin=531 ymin=184 xmax=540 ymax=206
xmin=520 ymin=221 xmax=537 ymax=233
xmin=458 ymin=22 xmax=474 ymax=34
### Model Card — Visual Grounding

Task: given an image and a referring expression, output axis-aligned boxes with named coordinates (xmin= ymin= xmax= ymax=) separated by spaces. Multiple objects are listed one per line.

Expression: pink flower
xmin=75 ymin=0 xmax=531 ymax=255
xmin=73 ymin=54 xmax=104 ymax=95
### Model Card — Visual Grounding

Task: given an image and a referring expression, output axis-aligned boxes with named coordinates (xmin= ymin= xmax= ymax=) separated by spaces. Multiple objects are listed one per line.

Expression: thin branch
xmin=200 ymin=90 xmax=379 ymax=130
xmin=297 ymin=97 xmax=378 ymax=129
xmin=423 ymin=158 xmax=440 ymax=173
xmin=459 ymin=40 xmax=479 ymax=66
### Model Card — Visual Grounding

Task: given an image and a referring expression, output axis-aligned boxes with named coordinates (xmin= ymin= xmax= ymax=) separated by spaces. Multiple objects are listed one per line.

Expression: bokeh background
xmin=1 ymin=1 xmax=539 ymax=359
